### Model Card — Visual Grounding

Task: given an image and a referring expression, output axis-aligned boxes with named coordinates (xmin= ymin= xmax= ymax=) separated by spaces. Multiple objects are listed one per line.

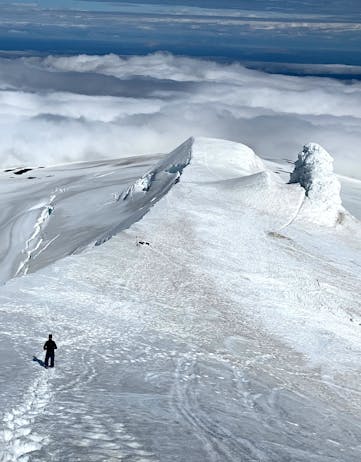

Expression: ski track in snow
xmin=171 ymin=357 xmax=221 ymax=462
xmin=171 ymin=356 xmax=264 ymax=462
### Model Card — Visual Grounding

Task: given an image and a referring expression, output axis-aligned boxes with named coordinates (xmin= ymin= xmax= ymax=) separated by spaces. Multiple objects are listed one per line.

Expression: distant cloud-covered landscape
xmin=1 ymin=0 xmax=360 ymax=67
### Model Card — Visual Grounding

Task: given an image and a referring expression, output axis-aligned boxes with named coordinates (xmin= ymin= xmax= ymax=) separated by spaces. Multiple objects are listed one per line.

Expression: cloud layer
xmin=0 ymin=53 xmax=360 ymax=179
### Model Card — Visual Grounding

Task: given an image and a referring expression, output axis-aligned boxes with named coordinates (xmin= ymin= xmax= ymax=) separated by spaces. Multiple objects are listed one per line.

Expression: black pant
xmin=45 ymin=352 xmax=55 ymax=368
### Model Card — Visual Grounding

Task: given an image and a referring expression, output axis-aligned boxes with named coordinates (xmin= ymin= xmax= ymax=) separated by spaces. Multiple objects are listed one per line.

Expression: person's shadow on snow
xmin=33 ymin=356 xmax=46 ymax=368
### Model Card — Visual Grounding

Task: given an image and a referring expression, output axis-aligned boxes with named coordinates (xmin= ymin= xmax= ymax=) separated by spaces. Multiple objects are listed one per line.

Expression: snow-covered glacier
xmin=1 ymin=137 xmax=361 ymax=462
xmin=0 ymin=142 xmax=191 ymax=285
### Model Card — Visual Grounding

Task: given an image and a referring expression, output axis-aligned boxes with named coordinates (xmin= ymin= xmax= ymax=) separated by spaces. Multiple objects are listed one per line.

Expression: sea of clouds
xmin=0 ymin=52 xmax=360 ymax=179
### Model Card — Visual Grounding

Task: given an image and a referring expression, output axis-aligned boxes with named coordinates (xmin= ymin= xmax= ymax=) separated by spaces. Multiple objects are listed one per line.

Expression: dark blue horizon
xmin=2 ymin=0 xmax=361 ymax=74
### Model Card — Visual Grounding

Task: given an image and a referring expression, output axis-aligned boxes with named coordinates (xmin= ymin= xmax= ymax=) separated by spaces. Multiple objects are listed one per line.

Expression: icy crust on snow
xmin=289 ymin=143 xmax=344 ymax=226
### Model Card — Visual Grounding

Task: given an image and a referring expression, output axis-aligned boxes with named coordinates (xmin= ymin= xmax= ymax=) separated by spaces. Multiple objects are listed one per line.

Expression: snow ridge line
xmin=1 ymin=373 xmax=52 ymax=462
xmin=15 ymin=193 xmax=56 ymax=277
xmin=95 ymin=138 xmax=193 ymax=247
xmin=120 ymin=137 xmax=193 ymax=202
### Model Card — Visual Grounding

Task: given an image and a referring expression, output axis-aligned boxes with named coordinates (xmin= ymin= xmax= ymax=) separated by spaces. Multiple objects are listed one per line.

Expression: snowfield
xmin=1 ymin=137 xmax=361 ymax=461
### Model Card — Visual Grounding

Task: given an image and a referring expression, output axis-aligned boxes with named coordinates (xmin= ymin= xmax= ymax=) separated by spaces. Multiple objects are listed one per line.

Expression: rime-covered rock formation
xmin=289 ymin=143 xmax=344 ymax=226
xmin=290 ymin=143 xmax=341 ymax=204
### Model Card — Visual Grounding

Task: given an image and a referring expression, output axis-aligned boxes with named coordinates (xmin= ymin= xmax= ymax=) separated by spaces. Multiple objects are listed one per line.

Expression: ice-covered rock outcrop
xmin=290 ymin=143 xmax=341 ymax=204
xmin=289 ymin=143 xmax=344 ymax=226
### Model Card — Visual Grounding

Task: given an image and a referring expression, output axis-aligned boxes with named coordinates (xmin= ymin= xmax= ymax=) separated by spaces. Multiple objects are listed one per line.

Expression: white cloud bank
xmin=0 ymin=53 xmax=360 ymax=179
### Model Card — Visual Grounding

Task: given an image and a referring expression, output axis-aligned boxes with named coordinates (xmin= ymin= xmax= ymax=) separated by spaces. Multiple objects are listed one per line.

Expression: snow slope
xmin=1 ymin=137 xmax=361 ymax=462
xmin=0 ymin=142 xmax=191 ymax=285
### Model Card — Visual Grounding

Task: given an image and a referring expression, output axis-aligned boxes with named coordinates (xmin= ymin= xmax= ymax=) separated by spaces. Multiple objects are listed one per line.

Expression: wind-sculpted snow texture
xmin=1 ymin=137 xmax=361 ymax=462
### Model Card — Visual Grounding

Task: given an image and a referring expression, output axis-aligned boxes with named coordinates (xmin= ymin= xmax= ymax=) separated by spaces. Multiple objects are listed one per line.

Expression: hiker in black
xmin=44 ymin=334 xmax=57 ymax=368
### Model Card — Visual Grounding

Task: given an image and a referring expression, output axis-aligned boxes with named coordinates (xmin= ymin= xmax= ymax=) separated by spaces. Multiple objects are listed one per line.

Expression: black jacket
xmin=44 ymin=339 xmax=57 ymax=353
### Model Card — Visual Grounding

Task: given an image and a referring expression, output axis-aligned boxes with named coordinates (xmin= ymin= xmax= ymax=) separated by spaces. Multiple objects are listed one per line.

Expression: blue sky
xmin=1 ymin=0 xmax=360 ymax=67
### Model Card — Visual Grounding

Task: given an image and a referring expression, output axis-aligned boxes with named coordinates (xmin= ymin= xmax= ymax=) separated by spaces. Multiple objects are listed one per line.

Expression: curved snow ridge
xmin=187 ymin=138 xmax=351 ymax=229
xmin=94 ymin=137 xmax=193 ymax=246
xmin=188 ymin=137 xmax=265 ymax=182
